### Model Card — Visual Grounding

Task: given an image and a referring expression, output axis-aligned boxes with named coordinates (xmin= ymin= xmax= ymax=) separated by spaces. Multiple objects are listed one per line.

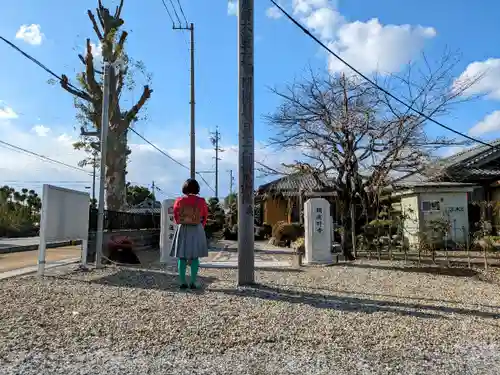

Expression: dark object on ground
xmin=106 ymin=235 xmax=140 ymax=265
xmin=258 ymin=224 xmax=273 ymax=239
xmin=223 ymin=226 xmax=238 ymax=240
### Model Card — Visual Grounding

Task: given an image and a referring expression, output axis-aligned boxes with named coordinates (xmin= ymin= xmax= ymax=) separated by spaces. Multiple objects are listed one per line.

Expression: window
xmin=422 ymin=200 xmax=440 ymax=212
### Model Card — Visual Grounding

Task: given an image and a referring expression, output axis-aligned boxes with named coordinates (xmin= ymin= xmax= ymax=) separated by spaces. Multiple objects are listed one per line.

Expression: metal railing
xmin=88 ymin=208 xmax=160 ymax=232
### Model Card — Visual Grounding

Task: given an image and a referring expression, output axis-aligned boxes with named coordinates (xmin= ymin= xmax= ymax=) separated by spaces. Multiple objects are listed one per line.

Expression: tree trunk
xmin=105 ymin=127 xmax=128 ymax=211
xmin=340 ymin=198 xmax=356 ymax=261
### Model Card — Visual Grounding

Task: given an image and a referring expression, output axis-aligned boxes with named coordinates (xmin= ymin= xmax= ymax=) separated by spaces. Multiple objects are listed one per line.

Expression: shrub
xmin=261 ymin=223 xmax=272 ymax=239
xmin=291 ymin=222 xmax=304 ymax=237
xmin=274 ymin=222 xmax=301 ymax=244
xmin=255 ymin=223 xmax=273 ymax=240
xmin=272 ymin=221 xmax=287 ymax=238
xmin=222 ymin=224 xmax=238 ymax=240
xmin=204 ymin=219 xmax=218 ymax=240
xmin=292 ymin=237 xmax=305 ymax=254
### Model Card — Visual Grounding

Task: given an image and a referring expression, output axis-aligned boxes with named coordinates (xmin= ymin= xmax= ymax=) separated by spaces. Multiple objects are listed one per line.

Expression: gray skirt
xmin=169 ymin=224 xmax=208 ymax=259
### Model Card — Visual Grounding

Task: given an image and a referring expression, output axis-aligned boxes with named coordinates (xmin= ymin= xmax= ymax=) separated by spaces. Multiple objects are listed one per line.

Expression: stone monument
xmin=304 ymin=198 xmax=333 ymax=264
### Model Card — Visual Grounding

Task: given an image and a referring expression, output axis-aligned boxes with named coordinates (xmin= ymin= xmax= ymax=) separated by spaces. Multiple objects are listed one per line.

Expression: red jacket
xmin=173 ymin=195 xmax=208 ymax=227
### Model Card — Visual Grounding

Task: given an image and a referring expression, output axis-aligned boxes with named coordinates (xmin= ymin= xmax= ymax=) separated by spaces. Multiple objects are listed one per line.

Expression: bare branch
xmin=113 ymin=31 xmax=128 ymax=62
xmin=87 ymin=10 xmax=103 ymax=41
xmin=115 ymin=0 xmax=124 ymax=18
xmin=125 ymin=85 xmax=153 ymax=124
xmin=59 ymin=74 xmax=92 ymax=102
xmin=84 ymin=39 xmax=102 ymax=97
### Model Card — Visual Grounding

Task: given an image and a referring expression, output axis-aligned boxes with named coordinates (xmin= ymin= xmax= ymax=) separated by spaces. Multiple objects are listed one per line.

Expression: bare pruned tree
xmin=262 ymin=51 xmax=480 ymax=258
xmin=58 ymin=0 xmax=153 ymax=210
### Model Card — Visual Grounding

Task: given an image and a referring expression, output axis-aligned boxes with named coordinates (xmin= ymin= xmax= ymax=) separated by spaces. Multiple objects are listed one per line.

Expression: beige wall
xmin=419 ymin=192 xmax=469 ymax=244
xmin=401 ymin=195 xmax=419 ymax=248
xmin=400 ymin=191 xmax=470 ymax=249
xmin=263 ymin=198 xmax=289 ymax=227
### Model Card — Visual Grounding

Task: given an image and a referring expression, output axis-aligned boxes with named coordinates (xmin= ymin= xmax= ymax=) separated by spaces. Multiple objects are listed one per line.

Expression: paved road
xmin=0 ymin=236 xmax=42 ymax=249
xmin=200 ymin=249 xmax=292 ymax=268
xmin=0 ymin=245 xmax=81 ymax=278
xmin=0 ymin=236 xmax=80 ymax=254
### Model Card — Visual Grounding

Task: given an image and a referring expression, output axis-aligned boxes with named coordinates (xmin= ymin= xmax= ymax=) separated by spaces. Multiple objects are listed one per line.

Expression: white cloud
xmin=228 ymin=0 xmax=237 ymax=16
xmin=269 ymin=0 xmax=437 ymax=75
xmin=266 ymin=6 xmax=283 ymax=19
xmin=328 ymin=20 xmax=435 ymax=75
xmin=303 ymin=6 xmax=344 ymax=40
xmin=0 ymin=108 xmax=299 ymax=201
xmin=15 ymin=24 xmax=44 ymax=45
xmin=89 ymin=42 xmax=103 ymax=61
xmin=469 ymin=111 xmax=500 ymax=136
xmin=32 ymin=124 xmax=50 ymax=137
xmin=454 ymin=58 xmax=500 ymax=100
xmin=293 ymin=0 xmax=333 ymax=15
xmin=0 ymin=104 xmax=18 ymax=119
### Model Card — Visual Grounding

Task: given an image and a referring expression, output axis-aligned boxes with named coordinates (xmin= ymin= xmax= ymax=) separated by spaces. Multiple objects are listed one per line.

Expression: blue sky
xmin=0 ymin=0 xmax=499 ymax=200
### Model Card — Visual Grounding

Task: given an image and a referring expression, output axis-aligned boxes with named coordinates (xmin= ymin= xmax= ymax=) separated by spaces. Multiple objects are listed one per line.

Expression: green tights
xmin=178 ymin=258 xmax=200 ymax=285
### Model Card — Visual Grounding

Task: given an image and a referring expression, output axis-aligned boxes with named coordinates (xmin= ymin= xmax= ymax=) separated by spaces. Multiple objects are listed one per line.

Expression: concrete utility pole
xmin=228 ymin=169 xmax=234 ymax=195
xmin=95 ymin=62 xmax=111 ymax=269
xmin=237 ymin=0 xmax=255 ymax=285
xmin=173 ymin=23 xmax=196 ymax=179
xmin=210 ymin=126 xmax=223 ymax=198
xmin=92 ymin=152 xmax=97 ymax=206
xmin=79 ymin=130 xmax=99 ymax=209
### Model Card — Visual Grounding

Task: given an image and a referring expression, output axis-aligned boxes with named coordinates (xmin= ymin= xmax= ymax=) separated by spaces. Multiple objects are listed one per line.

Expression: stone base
xmin=304 ymin=253 xmax=344 ymax=265
xmin=291 ymin=253 xmax=303 ymax=268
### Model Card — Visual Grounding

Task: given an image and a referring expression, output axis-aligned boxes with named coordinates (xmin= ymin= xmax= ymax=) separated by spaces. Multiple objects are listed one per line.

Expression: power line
xmin=0 ymin=36 xmax=88 ymax=98
xmin=269 ymin=0 xmax=499 ymax=151
xmin=1 ymin=180 xmax=91 ymax=184
xmin=160 ymin=0 xmax=175 ymax=26
xmin=0 ymin=139 xmax=92 ymax=174
xmin=168 ymin=0 xmax=183 ymax=25
xmin=0 ymin=33 xmax=215 ymax=194
xmin=129 ymin=128 xmax=216 ymax=193
xmin=175 ymin=0 xmax=189 ymax=24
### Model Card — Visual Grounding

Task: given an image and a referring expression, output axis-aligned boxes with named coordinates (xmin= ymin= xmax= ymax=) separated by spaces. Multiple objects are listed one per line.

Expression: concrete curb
xmin=0 ymin=240 xmax=82 ymax=255
xmin=0 ymin=258 xmax=81 ymax=280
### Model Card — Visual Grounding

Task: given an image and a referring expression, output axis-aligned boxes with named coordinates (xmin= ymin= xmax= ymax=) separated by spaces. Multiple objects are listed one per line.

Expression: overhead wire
xmin=175 ymin=0 xmax=189 ymax=24
xmin=1 ymin=180 xmax=91 ymax=184
xmin=160 ymin=0 xmax=175 ymax=26
xmin=167 ymin=0 xmax=183 ymax=25
xmin=268 ymin=0 xmax=499 ymax=150
xmin=129 ymin=128 xmax=216 ymax=194
xmin=159 ymin=0 xmax=190 ymax=61
xmin=0 ymin=36 xmax=88 ymax=98
xmin=0 ymin=35 xmax=216 ymax=195
xmin=0 ymin=139 xmax=92 ymax=175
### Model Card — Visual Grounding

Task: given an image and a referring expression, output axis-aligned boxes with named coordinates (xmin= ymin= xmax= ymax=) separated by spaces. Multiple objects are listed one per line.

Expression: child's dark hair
xmin=182 ymin=178 xmax=200 ymax=195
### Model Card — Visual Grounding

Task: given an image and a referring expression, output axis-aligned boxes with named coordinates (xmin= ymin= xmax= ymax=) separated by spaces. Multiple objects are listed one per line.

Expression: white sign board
xmin=38 ymin=184 xmax=90 ymax=275
xmin=304 ymin=198 xmax=332 ymax=264
xmin=160 ymin=199 xmax=177 ymax=264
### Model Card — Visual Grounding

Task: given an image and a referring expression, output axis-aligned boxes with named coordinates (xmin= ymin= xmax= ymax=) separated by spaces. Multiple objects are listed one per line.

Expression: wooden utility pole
xmin=238 ymin=0 xmax=255 ymax=285
xmin=210 ymin=127 xmax=223 ymax=198
xmin=173 ymin=23 xmax=196 ymax=179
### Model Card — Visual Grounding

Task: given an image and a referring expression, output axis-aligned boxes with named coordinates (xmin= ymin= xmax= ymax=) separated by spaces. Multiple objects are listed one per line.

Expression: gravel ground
xmin=1 ymin=260 xmax=500 ymax=374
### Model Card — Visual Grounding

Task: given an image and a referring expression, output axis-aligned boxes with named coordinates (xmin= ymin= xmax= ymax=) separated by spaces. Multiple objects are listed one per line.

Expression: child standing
xmin=169 ymin=178 xmax=208 ymax=289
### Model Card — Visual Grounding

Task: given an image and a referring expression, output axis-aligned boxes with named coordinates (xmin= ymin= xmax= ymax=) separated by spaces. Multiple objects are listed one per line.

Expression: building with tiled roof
xmin=256 ymin=140 xmax=500 ymax=229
